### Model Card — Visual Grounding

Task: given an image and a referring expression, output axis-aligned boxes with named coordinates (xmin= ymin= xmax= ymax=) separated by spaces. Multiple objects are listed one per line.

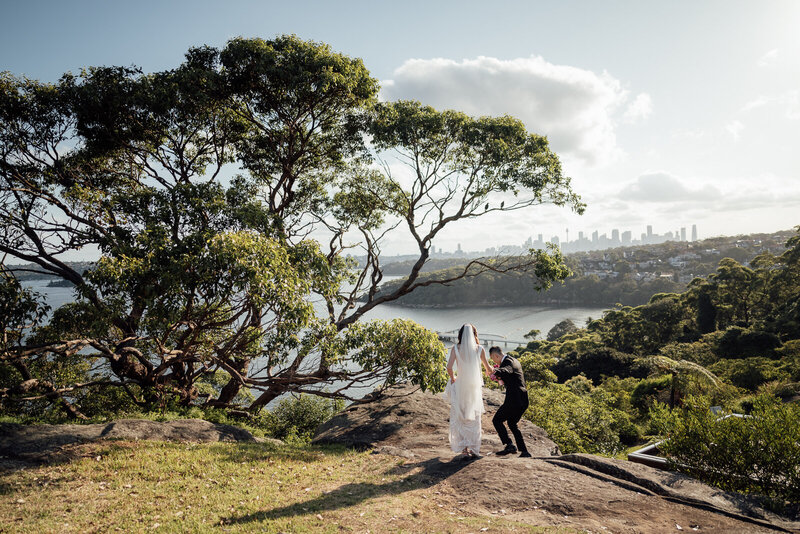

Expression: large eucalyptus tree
xmin=0 ymin=35 xmax=583 ymax=418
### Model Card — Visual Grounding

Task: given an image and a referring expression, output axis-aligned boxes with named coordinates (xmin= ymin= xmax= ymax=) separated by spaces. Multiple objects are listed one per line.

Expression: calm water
xmin=362 ymin=304 xmax=605 ymax=345
xmin=21 ymin=279 xmax=76 ymax=313
xmin=23 ymin=278 xmax=607 ymax=343
xmin=21 ymin=279 xmax=608 ymax=402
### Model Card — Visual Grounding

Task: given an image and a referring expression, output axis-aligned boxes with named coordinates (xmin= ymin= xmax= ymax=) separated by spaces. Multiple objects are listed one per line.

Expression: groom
xmin=489 ymin=346 xmax=531 ymax=458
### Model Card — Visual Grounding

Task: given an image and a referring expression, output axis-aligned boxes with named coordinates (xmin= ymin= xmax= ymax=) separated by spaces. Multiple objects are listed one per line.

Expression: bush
xmin=710 ymin=357 xmax=790 ymax=392
xmin=547 ymin=319 xmax=578 ymax=341
xmin=651 ymin=395 xmax=800 ymax=509
xmin=552 ymin=347 xmax=647 ymax=384
xmin=517 ymin=351 xmax=557 ymax=385
xmin=261 ymin=394 xmax=344 ymax=443
xmin=526 ymin=383 xmax=638 ymax=455
xmin=716 ymin=327 xmax=781 ymax=359
xmin=631 ymin=375 xmax=672 ymax=415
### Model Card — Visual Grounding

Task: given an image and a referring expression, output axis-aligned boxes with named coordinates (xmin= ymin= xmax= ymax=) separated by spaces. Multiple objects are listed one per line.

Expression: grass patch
xmin=0 ymin=440 xmax=576 ymax=533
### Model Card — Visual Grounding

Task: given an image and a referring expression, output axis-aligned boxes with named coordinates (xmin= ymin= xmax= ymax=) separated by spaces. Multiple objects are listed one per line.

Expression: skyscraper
xmin=692 ymin=224 xmax=698 ymax=241
xmin=612 ymin=229 xmax=620 ymax=243
xmin=681 ymin=227 xmax=686 ymax=241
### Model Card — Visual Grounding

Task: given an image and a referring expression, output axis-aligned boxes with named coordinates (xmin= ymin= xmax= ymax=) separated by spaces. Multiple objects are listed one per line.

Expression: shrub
xmin=716 ymin=327 xmax=781 ymax=359
xmin=517 ymin=351 xmax=558 ymax=385
xmin=261 ymin=394 xmax=345 ymax=443
xmin=552 ymin=347 xmax=647 ymax=384
xmin=710 ymin=357 xmax=790 ymax=392
xmin=526 ymin=383 xmax=638 ymax=455
xmin=652 ymin=395 xmax=800 ymax=508
xmin=631 ymin=375 xmax=672 ymax=415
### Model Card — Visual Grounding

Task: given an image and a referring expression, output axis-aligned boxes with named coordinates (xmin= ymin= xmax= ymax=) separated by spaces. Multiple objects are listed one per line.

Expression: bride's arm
xmin=446 ymin=347 xmax=457 ymax=383
xmin=480 ymin=347 xmax=492 ymax=375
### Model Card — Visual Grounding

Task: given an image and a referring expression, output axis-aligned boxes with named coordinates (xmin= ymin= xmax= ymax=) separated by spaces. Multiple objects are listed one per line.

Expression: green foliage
xmin=344 ymin=319 xmax=448 ymax=393
xmin=261 ymin=394 xmax=345 ymax=443
xmin=546 ymin=318 xmax=578 ymax=341
xmin=589 ymin=295 xmax=689 ymax=355
xmin=383 ymin=267 xmax=684 ymax=308
xmin=652 ymin=395 xmax=800 ymax=507
xmin=695 ymin=289 xmax=717 ymax=334
xmin=517 ymin=351 xmax=558 ymax=385
xmin=526 ymin=383 xmax=639 ymax=455
xmin=1 ymin=34 xmax=582 ymax=417
xmin=715 ymin=327 xmax=782 ymax=359
xmin=631 ymin=375 xmax=673 ymax=415
xmin=552 ymin=347 xmax=646 ymax=384
xmin=710 ymin=357 xmax=790 ymax=392
xmin=776 ymin=340 xmax=800 ymax=380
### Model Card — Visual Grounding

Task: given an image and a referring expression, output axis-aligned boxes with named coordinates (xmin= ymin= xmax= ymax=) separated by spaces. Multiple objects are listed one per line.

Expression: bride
xmin=444 ymin=323 xmax=493 ymax=457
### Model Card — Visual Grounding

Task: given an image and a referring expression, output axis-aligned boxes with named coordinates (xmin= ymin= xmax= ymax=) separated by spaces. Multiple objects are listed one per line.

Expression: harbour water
xmin=22 ymin=278 xmax=607 ymax=345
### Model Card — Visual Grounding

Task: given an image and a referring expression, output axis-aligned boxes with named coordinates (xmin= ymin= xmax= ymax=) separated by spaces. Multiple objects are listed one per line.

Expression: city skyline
xmin=431 ymin=223 xmax=702 ymax=258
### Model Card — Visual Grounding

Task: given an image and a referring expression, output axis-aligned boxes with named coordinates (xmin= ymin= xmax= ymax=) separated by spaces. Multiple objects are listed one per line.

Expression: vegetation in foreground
xmin=507 ymin=229 xmax=800 ymax=511
xmin=0 ymin=440 xmax=574 ymax=534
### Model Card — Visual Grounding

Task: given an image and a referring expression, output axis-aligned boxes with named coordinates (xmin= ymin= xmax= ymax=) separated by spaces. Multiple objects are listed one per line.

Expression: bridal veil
xmin=446 ymin=323 xmax=484 ymax=453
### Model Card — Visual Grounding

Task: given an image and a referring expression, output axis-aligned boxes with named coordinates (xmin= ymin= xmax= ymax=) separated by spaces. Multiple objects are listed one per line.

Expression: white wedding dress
xmin=444 ymin=327 xmax=485 ymax=454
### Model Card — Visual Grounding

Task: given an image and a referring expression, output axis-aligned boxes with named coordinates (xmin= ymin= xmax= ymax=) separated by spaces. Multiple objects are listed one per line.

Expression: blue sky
xmin=3 ymin=0 xmax=799 ymax=254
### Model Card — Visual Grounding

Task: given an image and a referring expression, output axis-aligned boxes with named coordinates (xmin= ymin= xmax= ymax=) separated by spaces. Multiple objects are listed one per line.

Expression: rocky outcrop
xmin=0 ymin=418 xmax=256 ymax=463
xmin=313 ymin=383 xmax=800 ymax=533
xmin=313 ymin=383 xmax=559 ymax=456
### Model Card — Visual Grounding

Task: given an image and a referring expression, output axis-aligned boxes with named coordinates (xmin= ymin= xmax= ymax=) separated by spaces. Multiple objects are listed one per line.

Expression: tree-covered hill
xmin=376 ymin=230 xmax=794 ymax=308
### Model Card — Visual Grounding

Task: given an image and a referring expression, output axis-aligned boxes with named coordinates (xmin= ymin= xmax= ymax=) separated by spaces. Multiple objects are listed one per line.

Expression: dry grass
xmin=0 ymin=440 xmax=578 ymax=533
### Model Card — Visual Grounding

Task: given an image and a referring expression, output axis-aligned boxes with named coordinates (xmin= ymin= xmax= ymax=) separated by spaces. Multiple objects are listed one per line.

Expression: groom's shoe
xmin=495 ymin=444 xmax=517 ymax=456
xmin=519 ymin=451 xmax=532 ymax=458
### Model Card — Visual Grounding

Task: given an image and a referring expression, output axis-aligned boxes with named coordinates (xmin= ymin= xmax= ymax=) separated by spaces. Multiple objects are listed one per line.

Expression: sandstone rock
xmin=0 ymin=419 xmax=255 ymax=462
xmin=312 ymin=383 xmax=560 ymax=457
xmin=311 ymin=383 xmax=799 ymax=533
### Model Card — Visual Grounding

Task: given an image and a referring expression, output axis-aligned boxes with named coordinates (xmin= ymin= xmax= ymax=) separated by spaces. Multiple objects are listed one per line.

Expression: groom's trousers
xmin=492 ymin=397 xmax=529 ymax=453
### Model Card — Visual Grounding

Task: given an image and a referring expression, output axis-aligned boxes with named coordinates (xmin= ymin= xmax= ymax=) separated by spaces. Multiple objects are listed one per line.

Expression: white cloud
xmin=743 ymin=91 xmax=800 ymax=120
xmin=726 ymin=120 xmax=744 ymax=141
xmin=757 ymin=48 xmax=779 ymax=67
xmin=742 ymin=96 xmax=769 ymax=112
xmin=623 ymin=93 xmax=653 ymax=123
xmin=381 ymin=55 xmax=644 ymax=166
xmin=617 ymin=171 xmax=800 ymax=217
xmin=619 ymin=172 xmax=719 ymax=203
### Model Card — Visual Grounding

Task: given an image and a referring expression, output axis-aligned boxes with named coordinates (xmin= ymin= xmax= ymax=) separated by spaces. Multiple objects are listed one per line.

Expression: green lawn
xmin=0 ymin=440 xmax=577 ymax=533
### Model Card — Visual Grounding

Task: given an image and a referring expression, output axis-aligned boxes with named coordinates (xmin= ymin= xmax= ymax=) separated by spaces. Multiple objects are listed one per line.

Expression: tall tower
xmin=692 ymin=224 xmax=698 ymax=241
xmin=681 ymin=227 xmax=686 ymax=241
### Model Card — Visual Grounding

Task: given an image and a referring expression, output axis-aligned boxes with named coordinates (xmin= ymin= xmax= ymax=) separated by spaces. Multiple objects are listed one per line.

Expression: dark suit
xmin=492 ymin=355 xmax=529 ymax=453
